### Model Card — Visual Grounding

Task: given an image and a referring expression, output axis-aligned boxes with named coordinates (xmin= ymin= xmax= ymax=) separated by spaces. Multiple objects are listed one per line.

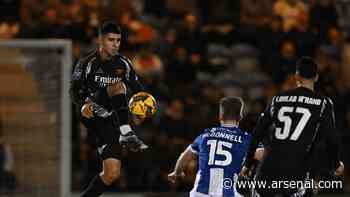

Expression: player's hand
xmin=81 ymin=103 xmax=94 ymax=118
xmin=312 ymin=179 xmax=320 ymax=195
xmin=239 ymin=166 xmax=250 ymax=177
xmin=168 ymin=171 xmax=185 ymax=184
xmin=119 ymin=131 xmax=148 ymax=152
xmin=335 ymin=161 xmax=344 ymax=176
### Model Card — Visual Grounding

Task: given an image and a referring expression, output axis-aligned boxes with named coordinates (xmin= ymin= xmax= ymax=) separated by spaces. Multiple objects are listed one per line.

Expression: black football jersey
xmin=245 ymin=87 xmax=339 ymax=179
xmin=69 ymin=50 xmax=143 ymax=111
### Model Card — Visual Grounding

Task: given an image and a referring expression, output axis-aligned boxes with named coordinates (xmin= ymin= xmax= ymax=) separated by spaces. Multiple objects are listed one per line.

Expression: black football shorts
xmin=81 ymin=115 xmax=122 ymax=160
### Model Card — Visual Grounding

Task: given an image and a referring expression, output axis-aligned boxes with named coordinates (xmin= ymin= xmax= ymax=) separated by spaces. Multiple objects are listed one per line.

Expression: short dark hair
xmin=99 ymin=20 xmax=121 ymax=36
xmin=219 ymin=97 xmax=244 ymax=121
xmin=296 ymin=56 xmax=318 ymax=79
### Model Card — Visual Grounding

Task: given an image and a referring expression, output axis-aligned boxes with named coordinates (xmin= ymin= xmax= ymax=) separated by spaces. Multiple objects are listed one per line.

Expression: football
xmin=129 ymin=92 xmax=157 ymax=118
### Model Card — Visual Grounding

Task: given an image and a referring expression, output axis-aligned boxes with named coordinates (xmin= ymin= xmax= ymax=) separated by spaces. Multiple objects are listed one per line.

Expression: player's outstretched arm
xmin=243 ymin=104 xmax=273 ymax=174
xmin=320 ymin=98 xmax=342 ymax=175
xmin=122 ymin=56 xmax=145 ymax=93
xmin=168 ymin=146 xmax=197 ymax=184
xmin=240 ymin=146 xmax=265 ymax=177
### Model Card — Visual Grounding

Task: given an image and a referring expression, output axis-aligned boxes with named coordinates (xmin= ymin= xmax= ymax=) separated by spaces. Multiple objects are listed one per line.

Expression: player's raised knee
xmin=107 ymin=81 xmax=126 ymax=97
xmin=102 ymin=159 xmax=121 ymax=185
xmin=102 ymin=168 xmax=120 ymax=185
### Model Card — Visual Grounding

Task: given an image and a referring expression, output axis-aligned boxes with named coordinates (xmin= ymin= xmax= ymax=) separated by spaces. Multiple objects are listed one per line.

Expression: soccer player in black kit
xmin=70 ymin=21 xmax=148 ymax=197
xmin=241 ymin=57 xmax=344 ymax=197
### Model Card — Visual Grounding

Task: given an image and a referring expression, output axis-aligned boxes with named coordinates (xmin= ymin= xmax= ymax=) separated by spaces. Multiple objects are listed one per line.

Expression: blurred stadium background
xmin=0 ymin=0 xmax=349 ymax=197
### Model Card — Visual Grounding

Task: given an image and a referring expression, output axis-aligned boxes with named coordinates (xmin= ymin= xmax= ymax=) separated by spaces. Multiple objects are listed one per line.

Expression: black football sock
xmin=110 ymin=94 xmax=132 ymax=135
xmin=81 ymin=175 xmax=108 ymax=197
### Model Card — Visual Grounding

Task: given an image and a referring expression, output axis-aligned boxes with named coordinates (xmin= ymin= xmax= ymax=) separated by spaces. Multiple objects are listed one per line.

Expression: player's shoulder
xmin=115 ymin=54 xmax=133 ymax=66
xmin=77 ymin=49 xmax=98 ymax=66
xmin=276 ymin=88 xmax=334 ymax=108
xmin=321 ymin=95 xmax=334 ymax=107
xmin=117 ymin=53 xmax=131 ymax=61
xmin=196 ymin=127 xmax=218 ymax=138
xmin=200 ymin=127 xmax=214 ymax=136
xmin=272 ymin=89 xmax=291 ymax=100
xmin=205 ymin=126 xmax=251 ymax=136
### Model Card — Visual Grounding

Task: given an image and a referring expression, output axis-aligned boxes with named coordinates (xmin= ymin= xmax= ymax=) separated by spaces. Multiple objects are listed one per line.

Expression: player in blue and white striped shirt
xmin=168 ymin=97 xmax=251 ymax=197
